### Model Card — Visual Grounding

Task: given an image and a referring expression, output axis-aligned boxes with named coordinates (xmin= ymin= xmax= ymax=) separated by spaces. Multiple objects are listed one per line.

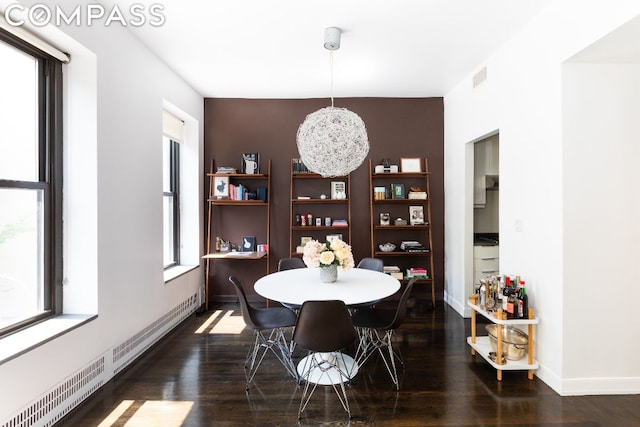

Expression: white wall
xmin=0 ymin=0 xmax=204 ymax=420
xmin=562 ymin=63 xmax=640 ymax=393
xmin=444 ymin=0 xmax=640 ymax=395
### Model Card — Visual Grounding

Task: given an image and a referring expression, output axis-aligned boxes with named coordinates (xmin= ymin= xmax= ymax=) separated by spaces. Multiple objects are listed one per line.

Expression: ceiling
xmin=113 ymin=0 xmax=553 ymax=98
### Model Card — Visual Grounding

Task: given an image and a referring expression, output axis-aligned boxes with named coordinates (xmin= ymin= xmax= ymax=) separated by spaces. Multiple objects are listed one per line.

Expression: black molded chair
xmin=352 ymin=277 xmax=416 ymax=389
xmin=278 ymin=257 xmax=306 ymax=271
xmin=228 ymin=276 xmax=298 ymax=387
xmin=277 ymin=257 xmax=307 ymax=312
xmin=293 ymin=300 xmax=358 ymax=420
xmin=349 ymin=257 xmax=385 ymax=309
xmin=356 ymin=257 xmax=384 ymax=272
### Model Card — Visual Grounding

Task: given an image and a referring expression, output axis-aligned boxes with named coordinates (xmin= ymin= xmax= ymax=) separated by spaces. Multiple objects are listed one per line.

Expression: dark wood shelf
xmin=290 ymin=160 xmax=352 ymax=254
xmin=373 ymin=198 xmax=430 ymax=204
xmin=372 ymin=172 xmax=430 ymax=178
xmin=369 ymin=158 xmax=435 ymax=308
xmin=374 ymin=224 xmax=430 ymax=230
xmin=292 ymin=225 xmax=349 ymax=231
xmin=291 ymin=198 xmax=349 ymax=204
xmin=292 ymin=173 xmax=348 ymax=179
xmin=207 ymin=173 xmax=269 ymax=179
xmin=374 ymin=251 xmax=431 ymax=257
xmin=204 ymin=159 xmax=271 ymax=310
xmin=207 ymin=199 xmax=268 ymax=205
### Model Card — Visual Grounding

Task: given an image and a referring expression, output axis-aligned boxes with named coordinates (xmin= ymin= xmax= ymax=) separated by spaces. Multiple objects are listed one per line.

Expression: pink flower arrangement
xmin=302 ymin=238 xmax=355 ymax=270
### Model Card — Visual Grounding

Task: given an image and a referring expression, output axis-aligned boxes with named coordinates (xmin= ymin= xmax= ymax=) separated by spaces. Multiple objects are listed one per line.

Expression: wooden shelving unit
xmin=289 ymin=160 xmax=351 ymax=257
xmin=368 ymin=158 xmax=435 ymax=307
xmin=203 ymin=159 xmax=271 ymax=310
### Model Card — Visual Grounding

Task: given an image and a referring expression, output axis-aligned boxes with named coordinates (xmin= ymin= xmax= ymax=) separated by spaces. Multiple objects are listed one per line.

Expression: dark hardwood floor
xmin=56 ymin=300 xmax=640 ymax=426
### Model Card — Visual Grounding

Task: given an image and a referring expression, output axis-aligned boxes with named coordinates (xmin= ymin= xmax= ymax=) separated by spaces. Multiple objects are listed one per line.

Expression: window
xmin=0 ymin=30 xmax=63 ymax=336
xmin=163 ymin=112 xmax=183 ymax=268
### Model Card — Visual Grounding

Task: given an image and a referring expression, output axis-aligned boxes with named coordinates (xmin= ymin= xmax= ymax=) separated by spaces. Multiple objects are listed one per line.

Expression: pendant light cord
xmin=329 ymin=50 xmax=334 ymax=108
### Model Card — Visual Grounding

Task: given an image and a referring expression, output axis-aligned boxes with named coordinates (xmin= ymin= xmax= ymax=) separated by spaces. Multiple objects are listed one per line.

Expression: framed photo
xmin=400 ymin=158 xmax=422 ymax=173
xmin=331 ymin=181 xmax=347 ymax=199
xmin=409 ymin=205 xmax=425 ymax=225
xmin=300 ymin=236 xmax=313 ymax=246
xmin=326 ymin=234 xmax=343 ymax=243
xmin=380 ymin=212 xmax=390 ymax=226
xmin=242 ymin=153 xmax=260 ymax=174
xmin=241 ymin=236 xmax=256 ymax=252
xmin=214 ymin=175 xmax=229 ymax=198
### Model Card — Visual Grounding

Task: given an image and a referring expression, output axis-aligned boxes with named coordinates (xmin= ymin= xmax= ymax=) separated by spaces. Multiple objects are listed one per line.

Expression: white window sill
xmin=164 ymin=264 xmax=198 ymax=283
xmin=0 ymin=314 xmax=97 ymax=365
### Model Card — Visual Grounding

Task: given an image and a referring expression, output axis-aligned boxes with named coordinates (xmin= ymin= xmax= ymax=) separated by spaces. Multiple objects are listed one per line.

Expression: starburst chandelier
xmin=296 ymin=27 xmax=369 ymax=178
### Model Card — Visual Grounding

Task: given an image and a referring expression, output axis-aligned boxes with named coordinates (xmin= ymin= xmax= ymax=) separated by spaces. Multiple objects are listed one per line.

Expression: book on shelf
xmin=400 ymin=241 xmax=421 ymax=250
xmin=405 ymin=268 xmax=429 ymax=279
xmin=216 ymin=166 xmax=237 ymax=174
xmin=228 ymin=183 xmax=258 ymax=201
xmin=407 ymin=246 xmax=430 ymax=253
xmin=391 ymin=183 xmax=405 ymax=199
xmin=331 ymin=219 xmax=348 ymax=227
xmin=383 ymin=265 xmax=403 ymax=280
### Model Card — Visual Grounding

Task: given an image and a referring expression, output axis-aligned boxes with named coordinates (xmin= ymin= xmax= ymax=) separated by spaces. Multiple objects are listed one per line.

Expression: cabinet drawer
xmin=474 ymin=258 xmax=499 ymax=285
xmin=474 ymin=259 xmax=499 ymax=274
xmin=474 ymin=245 xmax=498 ymax=259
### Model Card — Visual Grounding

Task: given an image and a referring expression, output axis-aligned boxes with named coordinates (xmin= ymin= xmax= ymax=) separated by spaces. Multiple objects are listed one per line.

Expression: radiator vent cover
xmin=473 ymin=66 xmax=487 ymax=88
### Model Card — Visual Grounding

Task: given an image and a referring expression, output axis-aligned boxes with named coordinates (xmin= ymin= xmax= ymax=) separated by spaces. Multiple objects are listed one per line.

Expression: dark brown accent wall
xmin=204 ymin=98 xmax=444 ymax=304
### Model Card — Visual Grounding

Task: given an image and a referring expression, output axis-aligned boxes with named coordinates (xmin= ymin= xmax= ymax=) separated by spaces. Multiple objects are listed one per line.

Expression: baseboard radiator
xmin=2 ymin=293 xmax=199 ymax=427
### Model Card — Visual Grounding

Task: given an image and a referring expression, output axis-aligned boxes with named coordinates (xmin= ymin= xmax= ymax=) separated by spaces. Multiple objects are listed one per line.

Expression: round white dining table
xmin=254 ymin=267 xmax=401 ymax=307
xmin=254 ymin=267 xmax=401 ymax=385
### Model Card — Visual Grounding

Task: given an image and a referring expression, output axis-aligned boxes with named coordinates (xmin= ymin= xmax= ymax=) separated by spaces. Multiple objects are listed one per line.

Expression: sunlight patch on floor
xmin=194 ymin=309 xmax=223 ymax=333
xmin=194 ymin=309 xmax=246 ymax=334
xmin=209 ymin=309 xmax=246 ymax=334
xmin=96 ymin=400 xmax=135 ymax=426
xmin=96 ymin=400 xmax=193 ymax=427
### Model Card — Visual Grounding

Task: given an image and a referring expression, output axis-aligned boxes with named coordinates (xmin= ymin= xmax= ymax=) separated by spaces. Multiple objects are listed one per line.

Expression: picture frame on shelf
xmin=409 ymin=205 xmax=425 ymax=225
xmin=300 ymin=236 xmax=313 ymax=246
xmin=326 ymin=234 xmax=343 ymax=243
xmin=331 ymin=181 xmax=347 ymax=199
xmin=380 ymin=212 xmax=390 ymax=226
xmin=241 ymin=236 xmax=256 ymax=252
xmin=242 ymin=153 xmax=260 ymax=174
xmin=400 ymin=157 xmax=422 ymax=173
xmin=214 ymin=176 xmax=229 ymax=198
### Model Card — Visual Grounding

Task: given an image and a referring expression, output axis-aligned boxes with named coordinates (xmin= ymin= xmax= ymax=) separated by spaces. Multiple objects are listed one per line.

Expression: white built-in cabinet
xmin=473 ymin=245 xmax=499 ymax=286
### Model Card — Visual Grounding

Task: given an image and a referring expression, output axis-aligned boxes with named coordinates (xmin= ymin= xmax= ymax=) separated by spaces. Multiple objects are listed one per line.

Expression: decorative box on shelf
xmin=374 ymin=164 xmax=399 ymax=173
xmin=408 ymin=191 xmax=427 ymax=200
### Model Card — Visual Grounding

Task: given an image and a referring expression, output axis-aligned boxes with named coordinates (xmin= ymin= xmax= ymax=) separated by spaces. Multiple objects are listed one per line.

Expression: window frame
xmin=0 ymin=29 xmax=63 ymax=337
xmin=163 ymin=137 xmax=180 ymax=269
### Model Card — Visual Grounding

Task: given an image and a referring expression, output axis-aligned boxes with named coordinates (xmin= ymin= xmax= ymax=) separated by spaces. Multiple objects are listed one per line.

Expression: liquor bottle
xmin=507 ymin=289 xmax=518 ymax=319
xmin=496 ymin=278 xmax=503 ymax=311
xmin=518 ymin=280 xmax=529 ymax=319
xmin=501 ymin=275 xmax=511 ymax=312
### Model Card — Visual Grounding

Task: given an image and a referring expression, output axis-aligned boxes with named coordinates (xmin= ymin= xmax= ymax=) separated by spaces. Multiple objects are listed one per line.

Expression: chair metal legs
xmin=355 ymin=327 xmax=404 ymax=389
xmin=244 ymin=327 xmax=297 ymax=385
xmin=297 ymin=351 xmax=353 ymax=419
